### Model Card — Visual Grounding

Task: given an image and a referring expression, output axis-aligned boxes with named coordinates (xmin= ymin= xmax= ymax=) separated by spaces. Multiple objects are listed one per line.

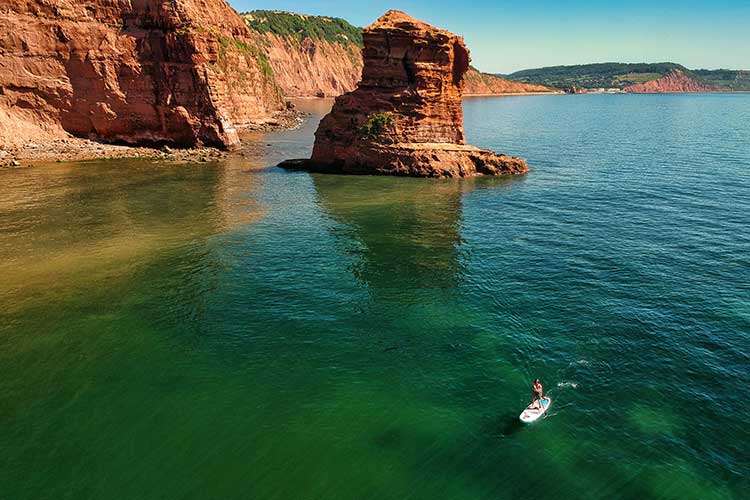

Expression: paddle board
xmin=519 ymin=397 xmax=551 ymax=424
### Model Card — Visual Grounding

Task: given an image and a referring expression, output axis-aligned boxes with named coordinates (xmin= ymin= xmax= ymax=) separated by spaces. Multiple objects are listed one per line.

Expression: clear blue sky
xmin=230 ymin=1 xmax=750 ymax=73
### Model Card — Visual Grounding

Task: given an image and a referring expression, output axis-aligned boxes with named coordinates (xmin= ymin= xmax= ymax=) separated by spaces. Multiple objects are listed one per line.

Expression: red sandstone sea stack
xmin=280 ymin=10 xmax=529 ymax=178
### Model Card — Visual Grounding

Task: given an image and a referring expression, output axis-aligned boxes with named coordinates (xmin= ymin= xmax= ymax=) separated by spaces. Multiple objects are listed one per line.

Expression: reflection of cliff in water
xmin=312 ymin=175 xmax=524 ymax=296
xmin=312 ymin=175 xmax=471 ymax=294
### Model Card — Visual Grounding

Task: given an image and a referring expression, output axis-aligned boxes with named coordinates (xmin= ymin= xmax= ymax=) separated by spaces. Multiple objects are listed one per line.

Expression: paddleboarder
xmin=531 ymin=378 xmax=544 ymax=409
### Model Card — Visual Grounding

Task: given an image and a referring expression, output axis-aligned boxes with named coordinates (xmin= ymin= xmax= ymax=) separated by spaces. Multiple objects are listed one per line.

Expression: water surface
xmin=1 ymin=94 xmax=748 ymax=499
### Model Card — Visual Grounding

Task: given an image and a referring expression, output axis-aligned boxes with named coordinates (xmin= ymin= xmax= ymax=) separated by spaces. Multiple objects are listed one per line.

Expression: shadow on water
xmin=484 ymin=412 xmax=527 ymax=438
xmin=309 ymin=173 xmax=526 ymax=298
xmin=311 ymin=174 xmax=466 ymax=293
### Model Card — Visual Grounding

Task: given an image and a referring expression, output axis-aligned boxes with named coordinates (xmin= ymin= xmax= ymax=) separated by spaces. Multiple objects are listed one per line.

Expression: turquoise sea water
xmin=1 ymin=95 xmax=748 ymax=499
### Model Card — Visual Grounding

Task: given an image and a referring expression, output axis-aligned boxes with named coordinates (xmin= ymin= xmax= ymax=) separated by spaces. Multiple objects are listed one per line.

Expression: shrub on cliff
xmin=358 ymin=113 xmax=394 ymax=142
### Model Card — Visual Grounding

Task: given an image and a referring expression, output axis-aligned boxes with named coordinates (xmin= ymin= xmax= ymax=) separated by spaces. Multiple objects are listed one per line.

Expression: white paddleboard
xmin=519 ymin=397 xmax=551 ymax=424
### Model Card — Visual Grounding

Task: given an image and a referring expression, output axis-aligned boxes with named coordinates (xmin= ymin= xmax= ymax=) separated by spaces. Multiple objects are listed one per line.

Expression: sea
xmin=1 ymin=94 xmax=748 ymax=499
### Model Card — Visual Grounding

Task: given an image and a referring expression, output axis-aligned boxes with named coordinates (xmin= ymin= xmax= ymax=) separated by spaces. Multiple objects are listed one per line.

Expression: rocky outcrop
xmin=464 ymin=68 xmax=555 ymax=95
xmin=625 ymin=69 xmax=718 ymax=93
xmin=0 ymin=0 xmax=285 ymax=149
xmin=280 ymin=10 xmax=528 ymax=178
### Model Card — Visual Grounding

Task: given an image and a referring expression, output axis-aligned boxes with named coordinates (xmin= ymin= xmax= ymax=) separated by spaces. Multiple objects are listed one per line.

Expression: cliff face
xmin=242 ymin=11 xmax=363 ymax=98
xmin=0 ymin=0 xmax=284 ymax=149
xmin=281 ymin=10 xmax=528 ymax=178
xmin=253 ymin=32 xmax=362 ymax=97
xmin=625 ymin=69 xmax=719 ymax=93
xmin=464 ymin=68 xmax=554 ymax=95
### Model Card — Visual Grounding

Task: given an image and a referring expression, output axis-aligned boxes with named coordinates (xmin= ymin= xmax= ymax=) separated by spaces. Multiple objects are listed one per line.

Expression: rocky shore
xmin=1 ymin=110 xmax=302 ymax=168
xmin=0 ymin=139 xmax=226 ymax=168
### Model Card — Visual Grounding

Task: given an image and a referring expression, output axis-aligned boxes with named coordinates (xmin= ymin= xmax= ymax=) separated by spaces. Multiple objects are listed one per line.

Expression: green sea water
xmin=1 ymin=95 xmax=748 ymax=499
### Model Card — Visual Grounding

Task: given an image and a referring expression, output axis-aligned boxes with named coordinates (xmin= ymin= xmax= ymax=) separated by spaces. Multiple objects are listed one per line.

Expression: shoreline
xmin=4 ymin=92 xmax=748 ymax=167
xmin=464 ymin=91 xmax=564 ymax=97
xmin=291 ymin=92 xmax=565 ymax=99
xmin=1 ymin=139 xmax=228 ymax=167
xmin=1 ymin=111 xmax=303 ymax=168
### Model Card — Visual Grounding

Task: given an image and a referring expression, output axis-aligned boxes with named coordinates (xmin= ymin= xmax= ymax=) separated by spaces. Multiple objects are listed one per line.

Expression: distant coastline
xmin=464 ymin=91 xmax=564 ymax=97
xmin=501 ymin=63 xmax=750 ymax=93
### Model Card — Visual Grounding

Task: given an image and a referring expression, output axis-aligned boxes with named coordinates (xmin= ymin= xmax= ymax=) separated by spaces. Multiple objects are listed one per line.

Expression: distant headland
xmin=500 ymin=63 xmax=750 ymax=94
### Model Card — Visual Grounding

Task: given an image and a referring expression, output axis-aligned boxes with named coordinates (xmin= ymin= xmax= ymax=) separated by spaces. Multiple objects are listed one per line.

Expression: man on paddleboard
xmin=531 ymin=378 xmax=544 ymax=408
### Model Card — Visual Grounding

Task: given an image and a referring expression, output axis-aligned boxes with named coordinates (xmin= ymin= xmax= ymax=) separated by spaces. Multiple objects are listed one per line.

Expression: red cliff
xmin=281 ymin=10 xmax=528 ymax=178
xmin=625 ymin=69 xmax=718 ymax=94
xmin=0 ymin=0 xmax=285 ymax=149
xmin=464 ymin=68 xmax=556 ymax=95
xmin=253 ymin=32 xmax=362 ymax=97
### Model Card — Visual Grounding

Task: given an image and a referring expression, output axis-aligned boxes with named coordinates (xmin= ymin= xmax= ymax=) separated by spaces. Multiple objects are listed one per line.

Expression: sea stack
xmin=280 ymin=10 xmax=528 ymax=178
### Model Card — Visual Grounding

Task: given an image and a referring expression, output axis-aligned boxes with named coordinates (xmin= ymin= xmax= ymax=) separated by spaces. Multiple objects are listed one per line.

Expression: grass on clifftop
xmin=243 ymin=10 xmax=363 ymax=47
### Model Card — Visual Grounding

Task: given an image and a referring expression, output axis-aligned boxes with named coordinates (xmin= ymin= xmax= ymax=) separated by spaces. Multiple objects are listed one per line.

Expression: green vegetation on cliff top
xmin=243 ymin=10 xmax=363 ymax=47
xmin=503 ymin=62 xmax=750 ymax=91
xmin=503 ymin=62 xmax=686 ymax=89
xmin=693 ymin=69 xmax=750 ymax=91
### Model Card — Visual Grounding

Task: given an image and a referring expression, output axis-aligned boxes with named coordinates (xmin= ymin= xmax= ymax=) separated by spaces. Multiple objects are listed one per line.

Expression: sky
xmin=230 ymin=1 xmax=750 ymax=74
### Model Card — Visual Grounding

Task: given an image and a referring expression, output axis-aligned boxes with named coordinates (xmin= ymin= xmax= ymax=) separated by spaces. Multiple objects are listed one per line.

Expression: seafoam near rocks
xmin=280 ymin=10 xmax=529 ymax=178
xmin=0 ymin=0 xmax=285 ymax=149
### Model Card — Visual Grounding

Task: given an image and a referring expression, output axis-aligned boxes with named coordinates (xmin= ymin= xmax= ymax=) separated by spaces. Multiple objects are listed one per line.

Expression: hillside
xmin=693 ymin=69 xmax=750 ymax=91
xmin=624 ymin=69 xmax=717 ymax=93
xmin=504 ymin=63 xmax=687 ymax=90
xmin=243 ymin=10 xmax=555 ymax=98
xmin=504 ymin=62 xmax=747 ymax=92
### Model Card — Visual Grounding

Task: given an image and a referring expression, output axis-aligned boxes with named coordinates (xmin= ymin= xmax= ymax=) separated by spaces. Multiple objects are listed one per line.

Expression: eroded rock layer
xmin=282 ymin=10 xmax=528 ymax=178
xmin=254 ymin=32 xmax=362 ymax=98
xmin=0 ymin=0 xmax=284 ymax=148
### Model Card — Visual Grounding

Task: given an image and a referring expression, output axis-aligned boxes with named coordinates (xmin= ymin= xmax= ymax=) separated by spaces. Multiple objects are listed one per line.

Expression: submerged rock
xmin=279 ymin=10 xmax=529 ymax=178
